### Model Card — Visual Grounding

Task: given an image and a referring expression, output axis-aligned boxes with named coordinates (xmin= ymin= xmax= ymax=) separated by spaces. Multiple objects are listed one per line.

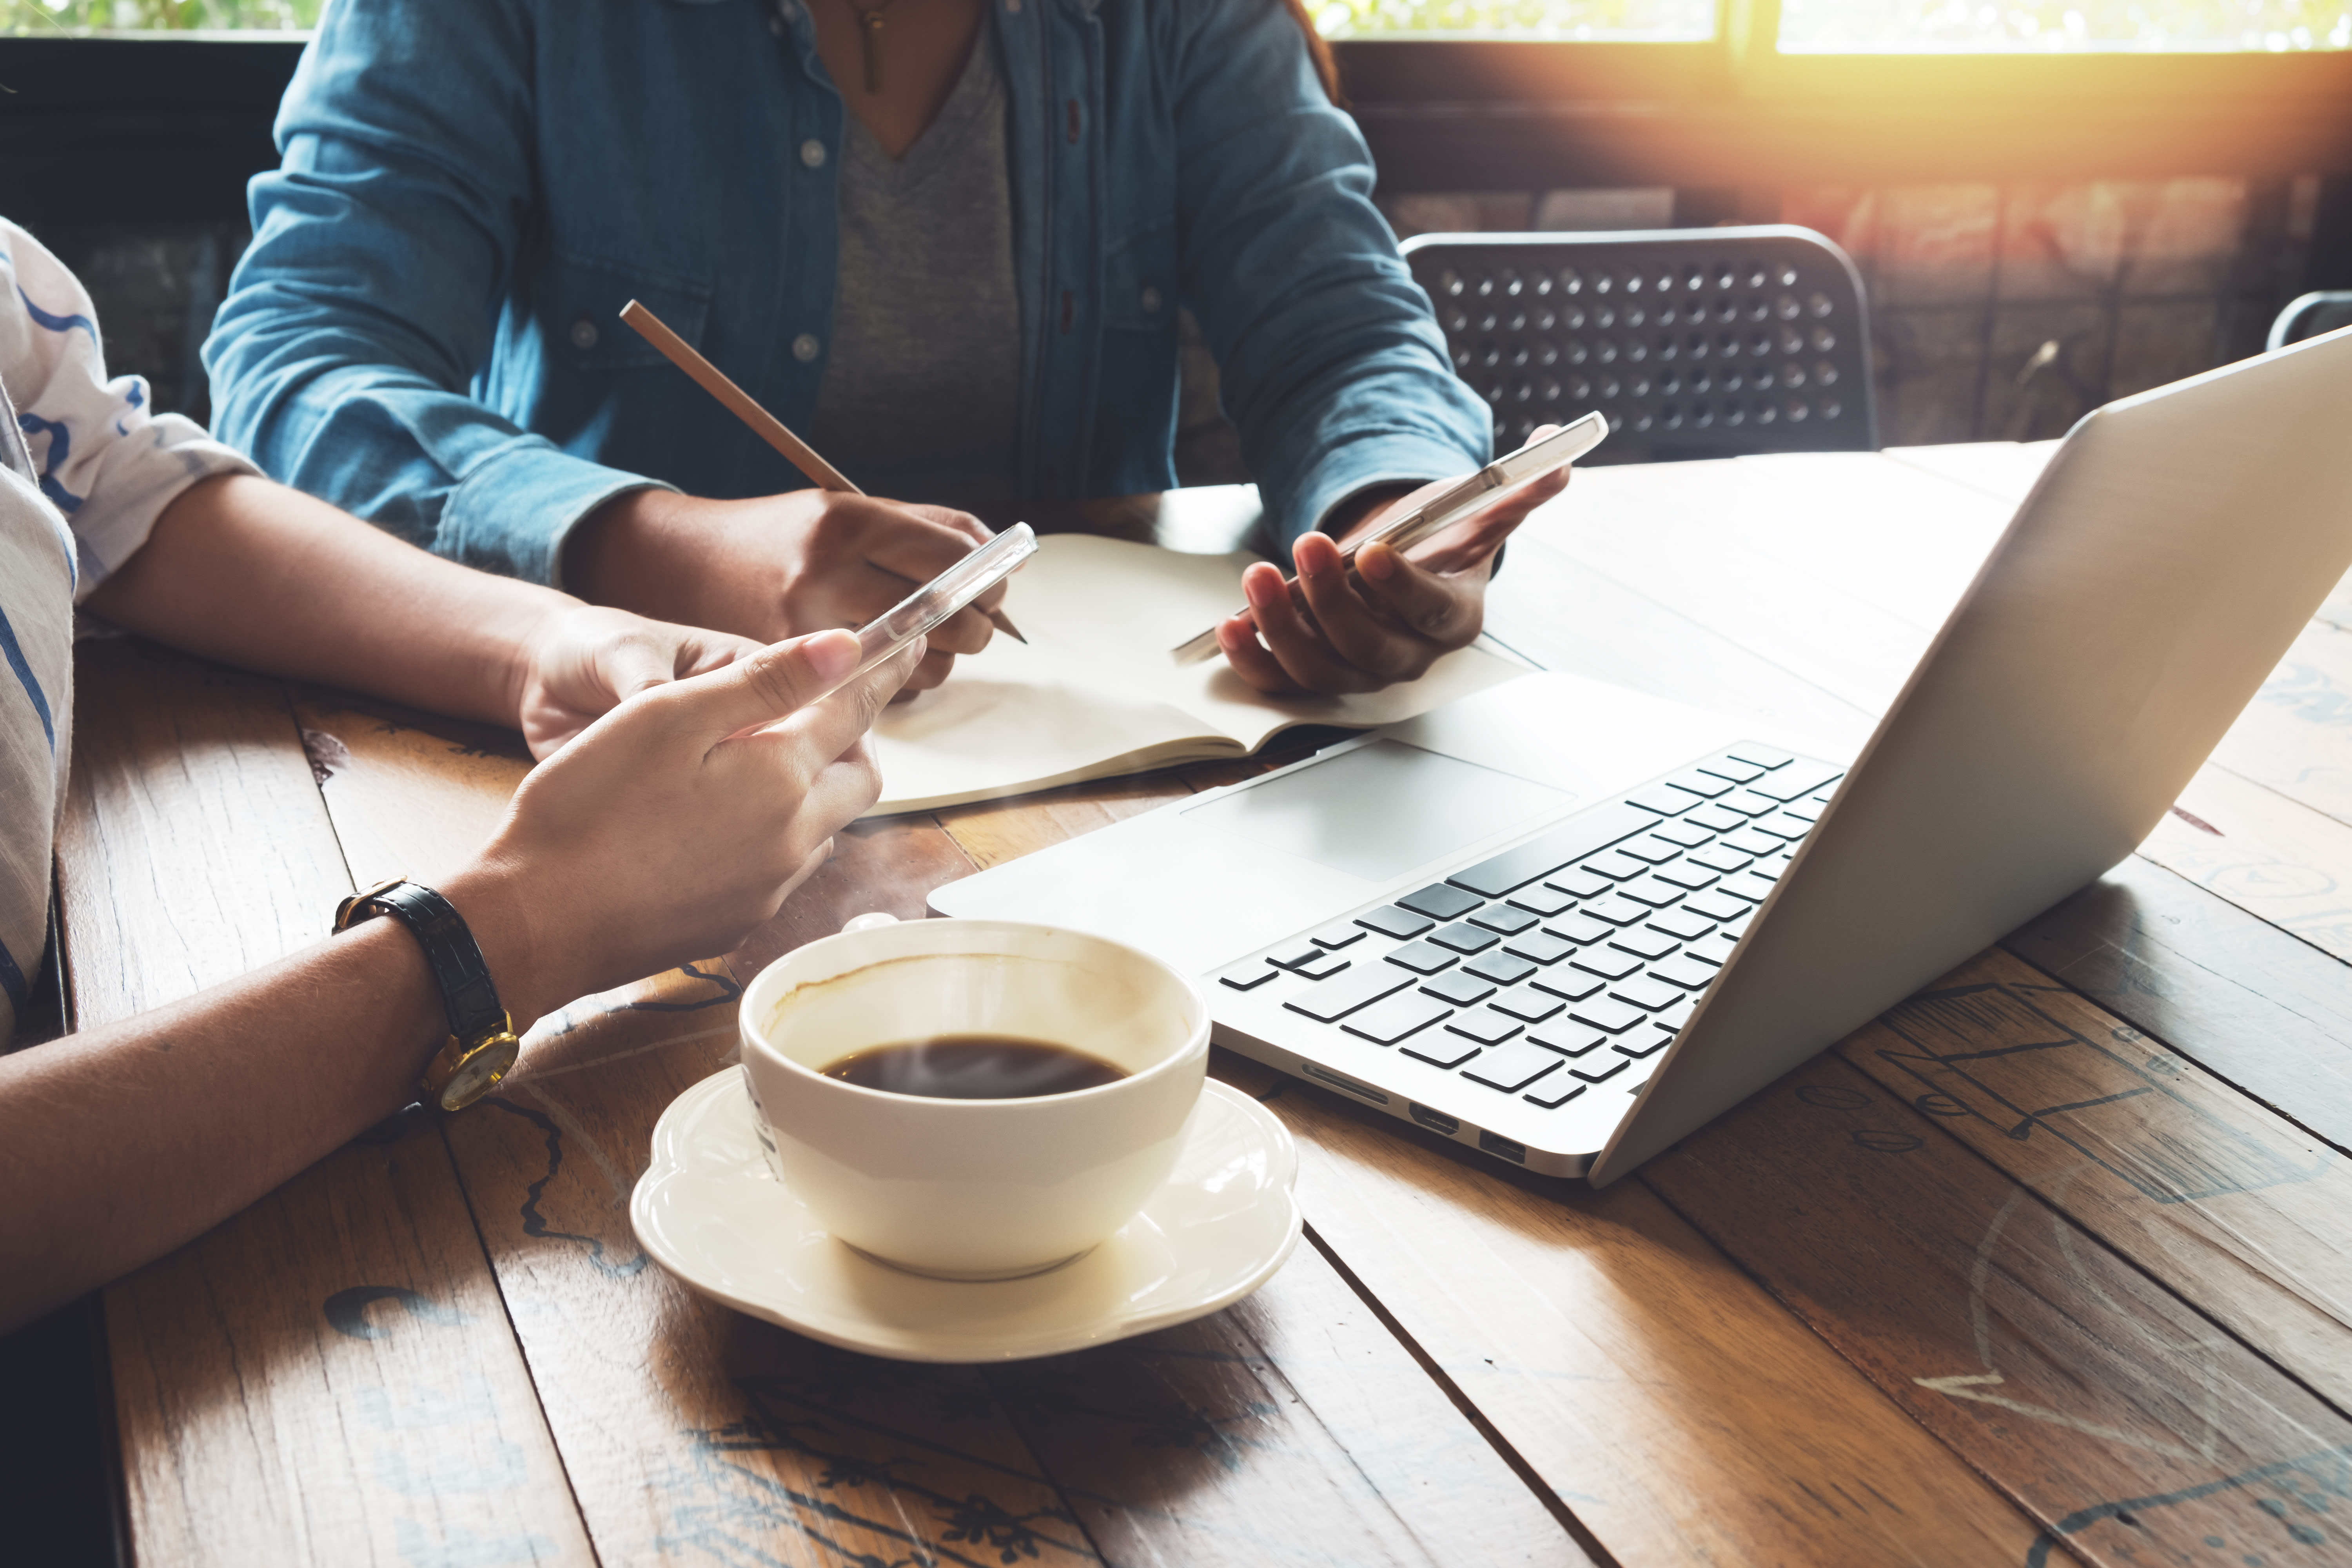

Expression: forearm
xmin=563 ymin=486 xmax=716 ymax=626
xmin=0 ymin=864 xmax=565 ymax=1330
xmin=0 ymin=920 xmax=437 ymax=1328
xmin=85 ymin=473 xmax=568 ymax=729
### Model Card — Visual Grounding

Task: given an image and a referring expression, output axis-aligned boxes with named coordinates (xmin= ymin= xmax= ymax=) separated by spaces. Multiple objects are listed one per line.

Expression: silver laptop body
xmin=931 ymin=328 xmax=2352 ymax=1183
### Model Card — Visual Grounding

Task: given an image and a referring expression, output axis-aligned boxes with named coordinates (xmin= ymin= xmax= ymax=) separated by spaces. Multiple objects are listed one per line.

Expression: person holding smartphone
xmin=0 ymin=217 xmax=920 ymax=1330
xmin=203 ymin=0 xmax=1564 ymax=700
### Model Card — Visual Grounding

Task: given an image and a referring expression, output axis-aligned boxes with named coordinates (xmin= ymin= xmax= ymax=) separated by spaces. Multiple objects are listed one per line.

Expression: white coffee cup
xmin=737 ymin=916 xmax=1210 ymax=1280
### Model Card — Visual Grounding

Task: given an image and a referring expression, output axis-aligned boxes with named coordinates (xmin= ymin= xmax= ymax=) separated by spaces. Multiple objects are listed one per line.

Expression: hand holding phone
xmin=850 ymin=523 xmax=1037 ymax=683
xmin=1170 ymin=413 xmax=1607 ymax=664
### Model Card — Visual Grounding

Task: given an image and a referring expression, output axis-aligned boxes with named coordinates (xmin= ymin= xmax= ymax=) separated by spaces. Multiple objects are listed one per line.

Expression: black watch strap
xmin=334 ymin=878 xmax=520 ymax=1111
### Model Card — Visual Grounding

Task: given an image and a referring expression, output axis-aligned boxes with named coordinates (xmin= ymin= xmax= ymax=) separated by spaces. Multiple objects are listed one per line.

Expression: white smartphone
xmin=1169 ymin=412 xmax=1608 ymax=664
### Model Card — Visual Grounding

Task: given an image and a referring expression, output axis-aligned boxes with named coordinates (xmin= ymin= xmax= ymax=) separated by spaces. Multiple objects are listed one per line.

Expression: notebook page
xmin=1015 ymin=535 xmax=1527 ymax=752
xmin=864 ymin=534 xmax=1529 ymax=813
xmin=866 ymin=629 xmax=1225 ymax=814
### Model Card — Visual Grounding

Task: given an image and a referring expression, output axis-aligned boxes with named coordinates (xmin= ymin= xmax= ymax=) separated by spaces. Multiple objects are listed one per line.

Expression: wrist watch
xmin=332 ymin=878 xmax=521 ymax=1112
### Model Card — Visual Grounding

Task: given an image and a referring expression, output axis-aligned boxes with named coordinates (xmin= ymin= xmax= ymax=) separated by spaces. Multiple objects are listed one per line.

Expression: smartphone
xmin=852 ymin=522 xmax=1037 ymax=679
xmin=1345 ymin=411 xmax=1608 ymax=562
xmin=1169 ymin=413 xmax=1608 ymax=664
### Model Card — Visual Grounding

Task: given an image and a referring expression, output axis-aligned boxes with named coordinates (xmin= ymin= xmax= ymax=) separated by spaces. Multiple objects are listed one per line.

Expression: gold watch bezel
xmin=421 ymin=1018 xmax=521 ymax=1112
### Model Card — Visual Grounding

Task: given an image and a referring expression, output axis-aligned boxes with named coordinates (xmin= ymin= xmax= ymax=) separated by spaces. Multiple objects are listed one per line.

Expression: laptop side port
xmin=1301 ymin=1062 xmax=1389 ymax=1104
xmin=1478 ymin=1130 xmax=1527 ymax=1163
xmin=1409 ymin=1103 xmax=1460 ymax=1135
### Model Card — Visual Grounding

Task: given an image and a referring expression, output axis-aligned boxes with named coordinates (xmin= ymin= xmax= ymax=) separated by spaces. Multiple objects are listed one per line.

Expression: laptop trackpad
xmin=1183 ymin=739 xmax=1573 ymax=883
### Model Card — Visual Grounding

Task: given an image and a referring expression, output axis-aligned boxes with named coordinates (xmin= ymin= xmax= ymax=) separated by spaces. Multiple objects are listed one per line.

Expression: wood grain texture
xmin=2137 ymin=763 xmax=2352 ymax=964
xmin=1645 ymin=1041 xmax=2352 ymax=1568
xmin=60 ymin=644 xmax=588 ymax=1568
xmin=80 ymin=446 xmax=2352 ymax=1568
xmin=105 ymin=1119 xmax=595 ymax=1568
xmin=305 ymin=691 xmax=1589 ymax=1566
xmin=2207 ymin=619 xmax=2352 ymax=831
xmin=1838 ymin=947 xmax=2352 ymax=1422
xmin=2004 ymin=858 xmax=2352 ymax=1157
xmin=289 ymin=694 xmax=528 ymax=888
xmin=981 ymin=1224 xmax=1589 ymax=1567
xmin=1209 ymin=1053 xmax=2049 ymax=1566
xmin=451 ymin=1027 xmax=1587 ymax=1568
xmin=58 ymin=641 xmax=354 ymax=1025
xmin=453 ymin=1031 xmax=1099 ymax=1568
xmin=905 ymin=626 xmax=2043 ymax=1563
xmin=725 ymin=812 xmax=981 ymax=980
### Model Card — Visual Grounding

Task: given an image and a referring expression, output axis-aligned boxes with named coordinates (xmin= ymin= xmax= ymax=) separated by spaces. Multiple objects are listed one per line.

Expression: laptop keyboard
xmin=1214 ymin=743 xmax=1845 ymax=1113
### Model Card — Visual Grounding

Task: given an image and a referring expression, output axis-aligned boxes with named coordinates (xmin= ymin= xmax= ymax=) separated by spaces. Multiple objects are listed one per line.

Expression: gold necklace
xmin=848 ymin=0 xmax=904 ymax=93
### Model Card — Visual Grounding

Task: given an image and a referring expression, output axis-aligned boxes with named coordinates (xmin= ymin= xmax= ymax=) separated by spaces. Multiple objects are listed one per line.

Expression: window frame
xmin=2 ymin=16 xmax=2349 ymax=220
xmin=1341 ymin=0 xmax=2352 ymax=189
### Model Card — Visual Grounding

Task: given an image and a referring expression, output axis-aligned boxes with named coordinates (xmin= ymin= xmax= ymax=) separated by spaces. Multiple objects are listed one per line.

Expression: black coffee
xmin=820 ymin=1035 xmax=1128 ymax=1100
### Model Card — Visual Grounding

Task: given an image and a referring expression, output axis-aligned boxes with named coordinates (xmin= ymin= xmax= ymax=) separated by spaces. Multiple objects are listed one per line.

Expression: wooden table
xmin=55 ymin=443 xmax=2352 ymax=1567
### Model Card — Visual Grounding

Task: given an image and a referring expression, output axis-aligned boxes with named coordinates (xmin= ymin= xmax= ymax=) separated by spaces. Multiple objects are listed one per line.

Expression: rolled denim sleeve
xmin=203 ymin=0 xmax=663 ymax=586
xmin=1170 ymin=0 xmax=1490 ymax=547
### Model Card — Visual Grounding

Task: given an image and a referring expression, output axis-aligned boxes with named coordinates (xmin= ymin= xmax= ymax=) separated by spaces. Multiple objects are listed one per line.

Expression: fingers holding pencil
xmin=617 ymin=299 xmax=1028 ymax=646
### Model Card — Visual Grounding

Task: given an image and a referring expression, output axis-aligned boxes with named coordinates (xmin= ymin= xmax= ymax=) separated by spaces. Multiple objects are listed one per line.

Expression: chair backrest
xmin=1399 ymin=226 xmax=1878 ymax=463
xmin=2268 ymin=291 xmax=2352 ymax=352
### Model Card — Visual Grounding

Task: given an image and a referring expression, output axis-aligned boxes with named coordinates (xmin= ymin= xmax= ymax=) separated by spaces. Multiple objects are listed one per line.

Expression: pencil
xmin=618 ymin=300 xmax=1027 ymax=645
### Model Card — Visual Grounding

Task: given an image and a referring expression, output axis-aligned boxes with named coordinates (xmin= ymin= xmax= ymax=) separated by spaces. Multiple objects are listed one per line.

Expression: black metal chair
xmin=2268 ymin=291 xmax=2352 ymax=351
xmin=1399 ymin=226 xmax=1878 ymax=463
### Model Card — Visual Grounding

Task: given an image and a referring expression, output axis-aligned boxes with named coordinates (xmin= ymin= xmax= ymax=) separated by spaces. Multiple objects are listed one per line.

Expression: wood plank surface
xmin=1879 ymin=439 xmax=2062 ymax=506
xmin=2206 ymin=619 xmax=2352 ymax=831
xmin=74 ymin=445 xmax=2352 ymax=1568
xmin=1838 ymin=947 xmax=2352 ymax=1417
xmin=299 ymin=697 xmax=1591 ymax=1566
xmin=923 ymin=658 xmax=2053 ymax=1565
xmin=1483 ymin=530 xmax=1878 ymax=754
xmin=450 ymin=1029 xmax=1582 ymax=1568
xmin=980 ymin=1217 xmax=1593 ymax=1568
xmin=2137 ymin=763 xmax=2352 ymax=965
xmin=58 ymin=641 xmax=356 ymax=1023
xmin=1644 ymin=1038 xmax=2352 ymax=1568
xmin=1482 ymin=445 xmax=2039 ymax=758
xmin=1209 ymin=1054 xmax=2051 ymax=1566
xmin=58 ymin=642 xmax=592 ymax=1568
xmin=2006 ymin=858 xmax=2352 ymax=1156
xmin=286 ymin=693 xmax=526 ymax=889
xmin=1512 ymin=455 xmax=1984 ymax=718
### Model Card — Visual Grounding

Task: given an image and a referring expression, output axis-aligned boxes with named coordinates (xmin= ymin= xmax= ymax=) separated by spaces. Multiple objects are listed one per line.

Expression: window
xmin=1 ymin=0 xmax=317 ymax=34
xmin=1318 ymin=0 xmax=1714 ymax=40
xmin=1312 ymin=0 xmax=2350 ymax=49
xmin=1777 ymin=0 xmax=2352 ymax=51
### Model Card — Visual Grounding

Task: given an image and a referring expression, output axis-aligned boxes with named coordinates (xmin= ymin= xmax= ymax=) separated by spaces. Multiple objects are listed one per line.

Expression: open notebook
xmin=865 ymin=534 xmax=1529 ymax=814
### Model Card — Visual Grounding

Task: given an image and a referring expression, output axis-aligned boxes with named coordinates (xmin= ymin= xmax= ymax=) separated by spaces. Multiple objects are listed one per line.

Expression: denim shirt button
xmin=1005 ymin=0 xmax=1020 ymax=11
xmin=568 ymin=318 xmax=599 ymax=351
xmin=792 ymin=333 xmax=821 ymax=363
xmin=768 ymin=13 xmax=783 ymax=34
xmin=799 ymin=139 xmax=828 ymax=169
xmin=1139 ymin=285 xmax=1163 ymax=314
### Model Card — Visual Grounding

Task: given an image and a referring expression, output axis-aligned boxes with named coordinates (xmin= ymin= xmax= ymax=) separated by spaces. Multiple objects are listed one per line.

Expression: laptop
xmin=931 ymin=327 xmax=2352 ymax=1185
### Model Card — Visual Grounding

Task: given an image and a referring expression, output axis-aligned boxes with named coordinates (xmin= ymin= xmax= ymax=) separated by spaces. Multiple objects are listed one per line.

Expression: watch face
xmin=441 ymin=1035 xmax=522 ymax=1111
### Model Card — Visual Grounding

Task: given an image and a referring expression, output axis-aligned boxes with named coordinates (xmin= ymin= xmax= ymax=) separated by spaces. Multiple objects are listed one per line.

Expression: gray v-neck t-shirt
xmin=807 ymin=18 xmax=1024 ymax=506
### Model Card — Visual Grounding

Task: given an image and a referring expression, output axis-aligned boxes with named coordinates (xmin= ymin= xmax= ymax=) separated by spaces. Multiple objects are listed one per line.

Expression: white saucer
xmin=630 ymin=1071 xmax=1302 ymax=1362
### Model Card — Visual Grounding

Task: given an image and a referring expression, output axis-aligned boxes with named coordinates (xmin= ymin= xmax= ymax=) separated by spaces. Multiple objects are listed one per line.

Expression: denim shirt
xmin=204 ymin=0 xmax=1491 ymax=586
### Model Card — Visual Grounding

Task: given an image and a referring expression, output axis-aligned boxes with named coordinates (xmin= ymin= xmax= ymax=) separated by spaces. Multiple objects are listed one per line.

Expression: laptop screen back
xmin=1593 ymin=328 xmax=2352 ymax=1185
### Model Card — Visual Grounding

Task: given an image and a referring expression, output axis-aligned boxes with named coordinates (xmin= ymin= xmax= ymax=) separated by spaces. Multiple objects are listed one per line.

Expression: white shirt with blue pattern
xmin=1 ymin=217 xmax=257 ymax=1040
